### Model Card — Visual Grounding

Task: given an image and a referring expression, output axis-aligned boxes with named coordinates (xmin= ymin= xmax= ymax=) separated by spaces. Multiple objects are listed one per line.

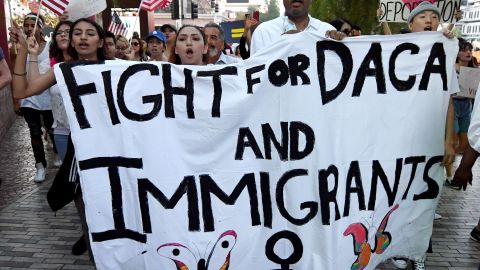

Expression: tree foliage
xmin=237 ymin=1 xmax=280 ymax=22
xmin=310 ymin=0 xmax=407 ymax=34
xmin=261 ymin=0 xmax=281 ymax=21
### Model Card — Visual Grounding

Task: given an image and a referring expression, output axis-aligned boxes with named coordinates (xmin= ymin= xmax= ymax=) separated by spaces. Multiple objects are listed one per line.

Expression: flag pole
xmin=32 ymin=0 xmax=45 ymax=37
xmin=6 ymin=0 xmax=17 ymax=53
xmin=128 ymin=0 xmax=144 ymax=51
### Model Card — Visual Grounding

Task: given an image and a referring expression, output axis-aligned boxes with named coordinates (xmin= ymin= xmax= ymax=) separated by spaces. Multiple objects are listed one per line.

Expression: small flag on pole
xmin=42 ymin=0 xmax=69 ymax=15
xmin=141 ymin=0 xmax=172 ymax=12
xmin=108 ymin=11 xmax=128 ymax=36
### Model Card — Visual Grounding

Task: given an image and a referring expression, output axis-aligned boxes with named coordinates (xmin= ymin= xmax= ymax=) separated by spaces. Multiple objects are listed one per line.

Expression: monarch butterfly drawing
xmin=157 ymin=230 xmax=237 ymax=270
xmin=343 ymin=204 xmax=399 ymax=270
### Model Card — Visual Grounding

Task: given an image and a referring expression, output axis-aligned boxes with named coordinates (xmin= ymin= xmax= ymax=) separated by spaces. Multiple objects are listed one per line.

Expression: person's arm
xmin=452 ymin=145 xmax=479 ymax=190
xmin=10 ymin=25 xmax=55 ymax=99
xmin=0 ymin=58 xmax=12 ymax=89
xmin=382 ymin=22 xmax=392 ymax=35
xmin=377 ymin=8 xmax=392 ymax=35
xmin=239 ymin=35 xmax=249 ymax=60
xmin=443 ymin=97 xmax=455 ymax=166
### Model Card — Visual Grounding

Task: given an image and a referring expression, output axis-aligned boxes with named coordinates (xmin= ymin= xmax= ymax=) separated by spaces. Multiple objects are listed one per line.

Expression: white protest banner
xmin=54 ymin=32 xmax=458 ymax=270
xmin=457 ymin=66 xmax=480 ymax=98
xmin=379 ymin=0 xmax=460 ymax=23
xmin=65 ymin=0 xmax=106 ymax=21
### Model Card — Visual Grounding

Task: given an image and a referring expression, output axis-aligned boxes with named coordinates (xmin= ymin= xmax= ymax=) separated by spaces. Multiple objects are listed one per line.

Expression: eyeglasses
xmin=131 ymin=42 xmax=139 ymax=46
xmin=55 ymin=29 xmax=70 ymax=36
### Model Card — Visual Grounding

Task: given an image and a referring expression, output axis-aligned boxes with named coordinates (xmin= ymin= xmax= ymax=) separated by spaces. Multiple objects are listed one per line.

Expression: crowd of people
xmin=1 ymin=0 xmax=479 ymax=269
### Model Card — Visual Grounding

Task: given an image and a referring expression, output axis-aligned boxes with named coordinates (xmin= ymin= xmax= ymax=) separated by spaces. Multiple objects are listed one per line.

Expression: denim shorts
xmin=453 ymin=98 xmax=472 ymax=133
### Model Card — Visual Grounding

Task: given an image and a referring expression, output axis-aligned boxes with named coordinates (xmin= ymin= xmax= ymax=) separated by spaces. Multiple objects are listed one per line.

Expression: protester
xmin=29 ymin=21 xmax=73 ymax=162
xmin=390 ymin=2 xmax=457 ymax=270
xmin=129 ymin=36 xmax=148 ymax=61
xmin=14 ymin=13 xmax=58 ymax=183
xmin=250 ymin=0 xmax=344 ymax=54
xmin=203 ymin=22 xmax=239 ymax=64
xmin=329 ymin=17 xmax=353 ymax=36
xmin=104 ymin=31 xmax=117 ymax=60
xmin=170 ymin=25 xmax=207 ymax=65
xmin=146 ymin=30 xmax=168 ymax=62
xmin=160 ymin=24 xmax=177 ymax=61
xmin=452 ymin=97 xmax=480 ymax=243
xmin=115 ymin=35 xmax=129 ymax=60
xmin=10 ymin=17 xmax=107 ymax=261
xmin=0 ymin=47 xmax=11 ymax=89
xmin=446 ymin=39 xmax=477 ymax=188
xmin=351 ymin=25 xmax=362 ymax=36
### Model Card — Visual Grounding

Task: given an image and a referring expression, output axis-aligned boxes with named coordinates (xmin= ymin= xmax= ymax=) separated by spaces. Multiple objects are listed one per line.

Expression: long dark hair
xmin=67 ymin=18 xmax=106 ymax=61
xmin=169 ymin=25 xmax=206 ymax=65
xmin=457 ymin=38 xmax=477 ymax=68
xmin=49 ymin=21 xmax=72 ymax=63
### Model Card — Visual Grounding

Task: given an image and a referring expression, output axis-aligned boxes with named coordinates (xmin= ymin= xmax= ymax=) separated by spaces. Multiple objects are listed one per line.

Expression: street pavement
xmin=0 ymin=117 xmax=479 ymax=269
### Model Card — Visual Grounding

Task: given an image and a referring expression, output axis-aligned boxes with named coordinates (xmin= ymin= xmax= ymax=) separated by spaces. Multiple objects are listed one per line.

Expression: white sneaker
xmin=413 ymin=260 xmax=425 ymax=270
xmin=34 ymin=163 xmax=46 ymax=183
xmin=434 ymin=213 xmax=442 ymax=220
xmin=391 ymin=257 xmax=408 ymax=269
xmin=53 ymin=156 xmax=62 ymax=167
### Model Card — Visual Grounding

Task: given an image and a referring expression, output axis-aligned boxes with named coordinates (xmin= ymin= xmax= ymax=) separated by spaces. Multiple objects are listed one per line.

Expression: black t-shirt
xmin=0 ymin=48 xmax=4 ymax=61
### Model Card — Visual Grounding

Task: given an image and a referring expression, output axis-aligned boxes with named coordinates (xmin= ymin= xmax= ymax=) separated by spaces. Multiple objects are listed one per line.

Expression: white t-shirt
xmin=250 ymin=15 xmax=335 ymax=55
xmin=39 ymin=58 xmax=70 ymax=135
xmin=21 ymin=41 xmax=52 ymax=110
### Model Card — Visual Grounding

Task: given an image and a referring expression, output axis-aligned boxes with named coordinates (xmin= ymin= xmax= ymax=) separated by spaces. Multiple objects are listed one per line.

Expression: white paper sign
xmin=379 ymin=0 xmax=460 ymax=23
xmin=457 ymin=66 xmax=480 ymax=98
xmin=66 ymin=0 xmax=107 ymax=21
xmin=54 ymin=32 xmax=458 ymax=270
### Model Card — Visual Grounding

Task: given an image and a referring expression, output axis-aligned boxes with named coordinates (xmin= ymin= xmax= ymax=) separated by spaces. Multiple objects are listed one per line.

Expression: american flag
xmin=42 ymin=0 xmax=69 ymax=16
xmin=108 ymin=12 xmax=128 ymax=36
xmin=140 ymin=0 xmax=172 ymax=12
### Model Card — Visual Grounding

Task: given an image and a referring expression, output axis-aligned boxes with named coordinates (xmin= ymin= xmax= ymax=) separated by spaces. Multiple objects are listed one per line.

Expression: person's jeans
xmin=22 ymin=107 xmax=56 ymax=167
xmin=54 ymin=134 xmax=69 ymax=161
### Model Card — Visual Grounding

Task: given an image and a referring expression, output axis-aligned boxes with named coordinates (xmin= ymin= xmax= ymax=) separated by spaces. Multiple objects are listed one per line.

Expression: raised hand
xmin=326 ymin=30 xmax=346 ymax=41
xmin=27 ymin=36 xmax=39 ymax=56
xmin=8 ymin=21 xmax=27 ymax=51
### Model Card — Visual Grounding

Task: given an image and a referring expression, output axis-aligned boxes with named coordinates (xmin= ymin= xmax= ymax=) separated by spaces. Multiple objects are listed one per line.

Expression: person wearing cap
xmin=15 ymin=13 xmax=57 ymax=183
xmin=146 ymin=30 xmax=168 ymax=62
xmin=160 ymin=24 xmax=177 ymax=61
xmin=203 ymin=22 xmax=239 ymax=65
xmin=390 ymin=2 xmax=457 ymax=270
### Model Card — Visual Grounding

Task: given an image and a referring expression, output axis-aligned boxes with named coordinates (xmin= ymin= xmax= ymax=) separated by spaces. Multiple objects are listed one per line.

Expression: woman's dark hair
xmin=67 ymin=18 xmax=106 ymax=61
xmin=49 ymin=21 xmax=73 ymax=63
xmin=130 ymin=36 xmax=147 ymax=61
xmin=457 ymin=38 xmax=477 ymax=67
xmin=329 ymin=18 xmax=353 ymax=33
xmin=169 ymin=25 xmax=206 ymax=64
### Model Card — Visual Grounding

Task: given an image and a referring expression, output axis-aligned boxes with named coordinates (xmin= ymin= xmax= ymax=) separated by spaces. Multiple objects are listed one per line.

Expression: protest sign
xmin=379 ymin=0 xmax=460 ymax=23
xmin=220 ymin=20 xmax=245 ymax=43
xmin=54 ymin=32 xmax=458 ymax=270
xmin=66 ymin=0 xmax=107 ymax=21
xmin=457 ymin=66 xmax=480 ymax=98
